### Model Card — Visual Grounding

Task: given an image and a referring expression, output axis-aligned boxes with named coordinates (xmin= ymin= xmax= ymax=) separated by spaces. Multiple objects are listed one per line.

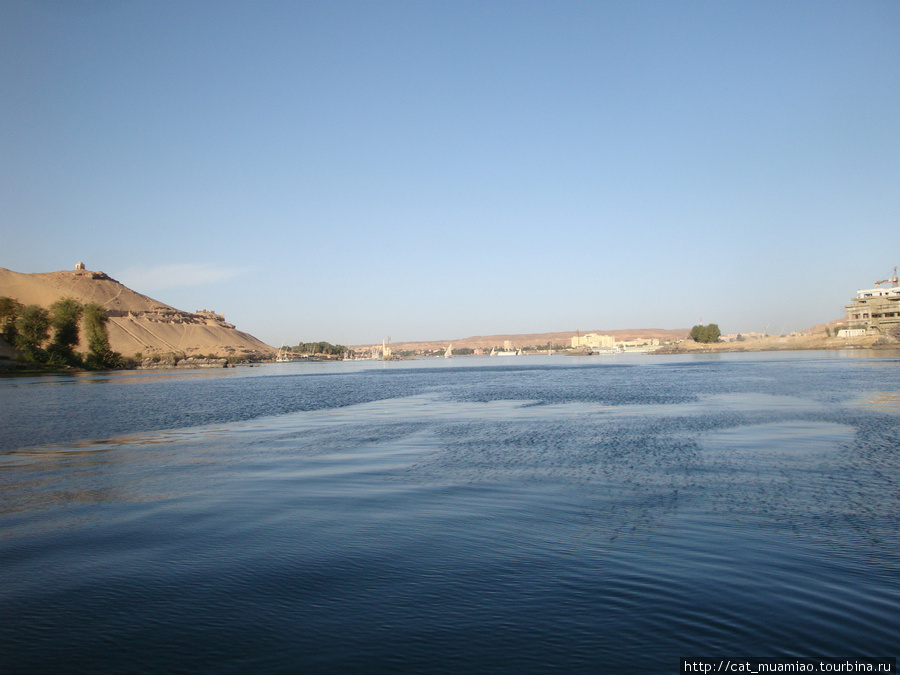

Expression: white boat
xmin=275 ymin=345 xmax=296 ymax=362
xmin=491 ymin=348 xmax=522 ymax=356
xmin=444 ymin=344 xmax=453 ymax=358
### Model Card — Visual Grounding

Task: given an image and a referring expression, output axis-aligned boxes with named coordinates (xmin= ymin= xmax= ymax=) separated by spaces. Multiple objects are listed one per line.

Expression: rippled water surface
xmin=2 ymin=352 xmax=899 ymax=673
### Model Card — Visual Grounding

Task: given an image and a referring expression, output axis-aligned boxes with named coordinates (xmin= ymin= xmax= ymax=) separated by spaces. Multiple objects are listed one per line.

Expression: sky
xmin=2 ymin=1 xmax=898 ymax=346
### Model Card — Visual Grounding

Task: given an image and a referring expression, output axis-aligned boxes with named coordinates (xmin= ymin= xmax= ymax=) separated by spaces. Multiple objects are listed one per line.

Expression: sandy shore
xmin=654 ymin=333 xmax=898 ymax=354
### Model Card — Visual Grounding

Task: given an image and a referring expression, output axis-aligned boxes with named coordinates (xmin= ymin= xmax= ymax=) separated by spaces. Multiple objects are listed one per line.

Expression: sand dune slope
xmin=0 ymin=267 xmax=274 ymax=359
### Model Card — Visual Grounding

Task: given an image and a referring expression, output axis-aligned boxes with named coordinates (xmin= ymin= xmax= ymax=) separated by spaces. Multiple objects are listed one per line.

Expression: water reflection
xmin=854 ymin=392 xmax=900 ymax=413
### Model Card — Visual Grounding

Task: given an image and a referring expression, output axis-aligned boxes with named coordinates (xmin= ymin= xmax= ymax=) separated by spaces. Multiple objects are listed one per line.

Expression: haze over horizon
xmin=2 ymin=1 xmax=898 ymax=346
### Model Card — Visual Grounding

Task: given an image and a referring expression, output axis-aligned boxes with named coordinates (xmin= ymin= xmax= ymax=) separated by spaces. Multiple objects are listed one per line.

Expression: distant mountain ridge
xmin=0 ymin=267 xmax=274 ymax=359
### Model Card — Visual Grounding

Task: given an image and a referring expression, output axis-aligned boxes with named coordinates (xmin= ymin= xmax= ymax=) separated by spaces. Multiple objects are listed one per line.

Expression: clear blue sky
xmin=2 ymin=1 xmax=898 ymax=346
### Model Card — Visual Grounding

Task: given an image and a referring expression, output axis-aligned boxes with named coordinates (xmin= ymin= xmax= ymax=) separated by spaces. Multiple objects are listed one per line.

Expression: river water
xmin=2 ymin=352 xmax=899 ymax=673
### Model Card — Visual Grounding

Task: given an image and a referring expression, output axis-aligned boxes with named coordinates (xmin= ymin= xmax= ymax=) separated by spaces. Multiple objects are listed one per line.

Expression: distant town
xmin=327 ymin=266 xmax=900 ymax=360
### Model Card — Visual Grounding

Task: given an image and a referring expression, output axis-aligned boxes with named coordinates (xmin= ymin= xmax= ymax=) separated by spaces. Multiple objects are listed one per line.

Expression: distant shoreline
xmin=652 ymin=333 xmax=898 ymax=354
xmin=4 ymin=333 xmax=898 ymax=374
xmin=355 ymin=331 xmax=899 ymax=358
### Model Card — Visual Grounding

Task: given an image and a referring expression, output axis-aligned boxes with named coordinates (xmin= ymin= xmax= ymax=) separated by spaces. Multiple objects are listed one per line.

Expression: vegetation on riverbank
xmin=286 ymin=341 xmax=354 ymax=358
xmin=689 ymin=323 xmax=721 ymax=343
xmin=1 ymin=295 xmax=122 ymax=370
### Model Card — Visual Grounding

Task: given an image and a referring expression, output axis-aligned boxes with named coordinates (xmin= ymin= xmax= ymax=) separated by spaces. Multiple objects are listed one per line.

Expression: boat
xmin=275 ymin=344 xmax=297 ymax=362
xmin=566 ymin=347 xmax=593 ymax=356
xmin=566 ymin=346 xmax=622 ymax=356
xmin=491 ymin=347 xmax=522 ymax=356
xmin=444 ymin=344 xmax=453 ymax=358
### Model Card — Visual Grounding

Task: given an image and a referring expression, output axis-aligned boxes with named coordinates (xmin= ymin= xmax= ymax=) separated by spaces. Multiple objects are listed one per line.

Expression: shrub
xmin=14 ymin=305 xmax=51 ymax=362
xmin=83 ymin=303 xmax=122 ymax=369
xmin=689 ymin=323 xmax=721 ymax=343
xmin=48 ymin=298 xmax=84 ymax=366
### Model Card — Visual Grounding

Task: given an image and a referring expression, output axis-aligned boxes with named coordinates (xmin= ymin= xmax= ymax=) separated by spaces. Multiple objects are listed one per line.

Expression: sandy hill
xmin=0 ymin=267 xmax=274 ymax=359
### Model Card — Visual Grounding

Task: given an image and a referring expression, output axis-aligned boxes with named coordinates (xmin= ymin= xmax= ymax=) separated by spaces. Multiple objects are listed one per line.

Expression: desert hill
xmin=0 ymin=267 xmax=274 ymax=359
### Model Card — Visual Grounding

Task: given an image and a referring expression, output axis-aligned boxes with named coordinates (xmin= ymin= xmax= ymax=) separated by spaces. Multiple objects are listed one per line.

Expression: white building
xmin=571 ymin=333 xmax=615 ymax=349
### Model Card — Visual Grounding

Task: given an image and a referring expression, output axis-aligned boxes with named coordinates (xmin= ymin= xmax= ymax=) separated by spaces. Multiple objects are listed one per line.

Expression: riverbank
xmin=654 ymin=333 xmax=898 ymax=354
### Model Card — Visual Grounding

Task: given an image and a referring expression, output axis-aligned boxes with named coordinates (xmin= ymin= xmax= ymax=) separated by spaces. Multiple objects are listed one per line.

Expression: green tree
xmin=0 ymin=296 xmax=22 ymax=343
xmin=48 ymin=298 xmax=84 ymax=366
xmin=83 ymin=303 xmax=121 ymax=368
xmin=14 ymin=305 xmax=51 ymax=362
xmin=294 ymin=341 xmax=347 ymax=356
xmin=689 ymin=323 xmax=721 ymax=343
